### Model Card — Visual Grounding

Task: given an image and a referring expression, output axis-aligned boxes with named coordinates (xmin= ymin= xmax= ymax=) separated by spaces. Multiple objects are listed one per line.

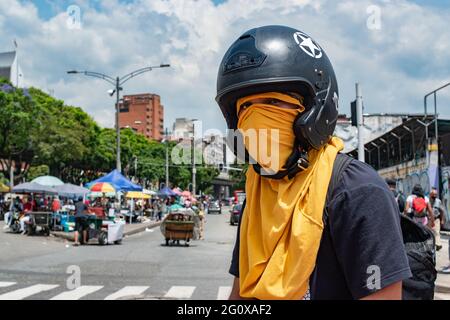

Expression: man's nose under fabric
xmin=236 ymin=92 xmax=305 ymax=174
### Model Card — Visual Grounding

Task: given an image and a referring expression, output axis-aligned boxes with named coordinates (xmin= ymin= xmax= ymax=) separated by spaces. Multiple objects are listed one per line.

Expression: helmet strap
xmin=252 ymin=142 xmax=309 ymax=180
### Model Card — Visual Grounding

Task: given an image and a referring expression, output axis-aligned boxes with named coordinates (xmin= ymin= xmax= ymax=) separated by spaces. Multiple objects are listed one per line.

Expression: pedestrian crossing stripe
xmin=164 ymin=286 xmax=196 ymax=299
xmin=217 ymin=286 xmax=232 ymax=300
xmin=0 ymin=284 xmax=59 ymax=300
xmin=104 ymin=286 xmax=149 ymax=300
xmin=0 ymin=282 xmax=16 ymax=288
xmin=50 ymin=285 xmax=104 ymax=300
xmin=0 ymin=283 xmax=232 ymax=300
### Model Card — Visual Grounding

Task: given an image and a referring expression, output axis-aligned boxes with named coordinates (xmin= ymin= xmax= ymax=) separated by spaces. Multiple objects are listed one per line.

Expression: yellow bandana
xmin=236 ymin=92 xmax=344 ymax=299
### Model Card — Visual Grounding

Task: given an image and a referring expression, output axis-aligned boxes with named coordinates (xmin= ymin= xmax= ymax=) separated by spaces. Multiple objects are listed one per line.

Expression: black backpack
xmin=327 ymin=154 xmax=437 ymax=300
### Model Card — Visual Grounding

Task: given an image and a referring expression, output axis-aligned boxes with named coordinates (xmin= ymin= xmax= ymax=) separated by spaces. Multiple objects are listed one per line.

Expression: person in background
xmin=73 ymin=196 xmax=93 ymax=246
xmin=198 ymin=205 xmax=205 ymax=240
xmin=160 ymin=198 xmax=167 ymax=221
xmin=429 ymin=187 xmax=445 ymax=251
xmin=19 ymin=197 xmax=33 ymax=235
xmin=152 ymin=198 xmax=159 ymax=221
xmin=404 ymin=184 xmax=434 ymax=228
xmin=51 ymin=196 xmax=61 ymax=213
xmin=3 ymin=196 xmax=22 ymax=230
xmin=386 ymin=178 xmax=405 ymax=213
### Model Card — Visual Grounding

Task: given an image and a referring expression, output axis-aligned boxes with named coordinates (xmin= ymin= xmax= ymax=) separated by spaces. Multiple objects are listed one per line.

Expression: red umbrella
xmin=89 ymin=182 xmax=115 ymax=193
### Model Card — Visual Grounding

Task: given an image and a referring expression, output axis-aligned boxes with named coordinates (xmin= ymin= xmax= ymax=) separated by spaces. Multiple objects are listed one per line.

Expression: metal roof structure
xmin=347 ymin=115 xmax=450 ymax=171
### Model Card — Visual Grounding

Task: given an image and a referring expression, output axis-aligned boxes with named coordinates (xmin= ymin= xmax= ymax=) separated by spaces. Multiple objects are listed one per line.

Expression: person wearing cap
xmin=216 ymin=25 xmax=411 ymax=300
xmin=385 ymin=178 xmax=405 ymax=213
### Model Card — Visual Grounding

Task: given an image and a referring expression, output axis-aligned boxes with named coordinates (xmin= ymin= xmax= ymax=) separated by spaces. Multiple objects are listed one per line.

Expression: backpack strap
xmin=323 ymin=153 xmax=353 ymax=226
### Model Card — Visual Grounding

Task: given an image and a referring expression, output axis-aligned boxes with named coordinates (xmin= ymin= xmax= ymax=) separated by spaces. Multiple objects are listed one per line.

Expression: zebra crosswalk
xmin=0 ymin=281 xmax=232 ymax=300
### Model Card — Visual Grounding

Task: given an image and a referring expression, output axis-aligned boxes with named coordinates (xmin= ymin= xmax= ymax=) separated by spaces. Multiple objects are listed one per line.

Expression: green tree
xmin=0 ymin=78 xmax=37 ymax=183
xmin=228 ymin=162 xmax=248 ymax=191
xmin=26 ymin=165 xmax=50 ymax=181
xmin=28 ymin=88 xmax=101 ymax=183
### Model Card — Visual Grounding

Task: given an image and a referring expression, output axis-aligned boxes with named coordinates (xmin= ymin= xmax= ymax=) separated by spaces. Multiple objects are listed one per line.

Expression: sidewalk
xmin=50 ymin=220 xmax=161 ymax=242
xmin=435 ymin=233 xmax=450 ymax=293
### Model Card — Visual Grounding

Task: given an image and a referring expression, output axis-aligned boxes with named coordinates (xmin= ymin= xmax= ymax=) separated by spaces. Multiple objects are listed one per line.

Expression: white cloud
xmin=0 ymin=0 xmax=449 ymax=136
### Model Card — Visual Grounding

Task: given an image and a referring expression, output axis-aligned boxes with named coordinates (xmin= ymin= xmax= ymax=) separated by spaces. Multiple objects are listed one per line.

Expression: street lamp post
xmin=164 ymin=128 xmax=170 ymax=188
xmin=67 ymin=64 xmax=170 ymax=173
xmin=191 ymin=119 xmax=198 ymax=196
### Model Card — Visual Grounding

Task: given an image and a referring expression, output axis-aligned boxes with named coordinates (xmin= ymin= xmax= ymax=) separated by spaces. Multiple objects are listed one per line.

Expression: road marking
xmin=104 ymin=286 xmax=149 ymax=300
xmin=217 ymin=286 xmax=232 ymax=300
xmin=164 ymin=286 xmax=196 ymax=299
xmin=50 ymin=285 xmax=104 ymax=300
xmin=0 ymin=282 xmax=16 ymax=288
xmin=0 ymin=284 xmax=59 ymax=300
xmin=435 ymin=293 xmax=450 ymax=300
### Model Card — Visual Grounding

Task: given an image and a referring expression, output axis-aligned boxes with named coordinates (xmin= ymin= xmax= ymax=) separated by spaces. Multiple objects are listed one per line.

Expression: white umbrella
xmin=31 ymin=176 xmax=64 ymax=187
xmin=142 ymin=189 xmax=156 ymax=195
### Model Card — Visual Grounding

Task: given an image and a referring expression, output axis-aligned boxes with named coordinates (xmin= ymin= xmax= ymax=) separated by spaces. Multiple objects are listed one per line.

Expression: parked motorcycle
xmin=4 ymin=211 xmax=21 ymax=233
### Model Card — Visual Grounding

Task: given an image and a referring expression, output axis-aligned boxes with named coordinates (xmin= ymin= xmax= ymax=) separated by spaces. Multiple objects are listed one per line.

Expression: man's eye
xmin=269 ymin=99 xmax=279 ymax=105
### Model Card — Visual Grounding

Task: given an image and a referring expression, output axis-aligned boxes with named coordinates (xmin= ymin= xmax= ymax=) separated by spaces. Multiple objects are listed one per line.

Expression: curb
xmin=50 ymin=221 xmax=161 ymax=242
xmin=124 ymin=221 xmax=161 ymax=236
xmin=435 ymin=281 xmax=450 ymax=294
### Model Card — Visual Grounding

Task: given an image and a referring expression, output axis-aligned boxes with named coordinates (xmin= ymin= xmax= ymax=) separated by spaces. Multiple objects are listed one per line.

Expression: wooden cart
xmin=161 ymin=212 xmax=194 ymax=246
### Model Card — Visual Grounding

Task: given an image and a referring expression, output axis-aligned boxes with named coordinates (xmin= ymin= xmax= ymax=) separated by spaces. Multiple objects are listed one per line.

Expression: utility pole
xmin=192 ymin=135 xmax=196 ymax=196
xmin=115 ymin=77 xmax=121 ymax=173
xmin=191 ymin=120 xmax=198 ymax=196
xmin=165 ymin=128 xmax=169 ymax=188
xmin=13 ymin=39 xmax=18 ymax=87
xmin=134 ymin=156 xmax=137 ymax=181
xmin=356 ymin=83 xmax=365 ymax=162
xmin=9 ymin=162 xmax=14 ymax=190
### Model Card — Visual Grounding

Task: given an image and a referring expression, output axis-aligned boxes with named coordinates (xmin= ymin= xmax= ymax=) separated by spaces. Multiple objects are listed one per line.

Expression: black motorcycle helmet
xmin=216 ymin=25 xmax=339 ymax=156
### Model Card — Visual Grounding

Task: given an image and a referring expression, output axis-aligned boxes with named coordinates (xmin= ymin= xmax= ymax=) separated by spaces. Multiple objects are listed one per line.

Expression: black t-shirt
xmin=229 ymin=159 xmax=412 ymax=300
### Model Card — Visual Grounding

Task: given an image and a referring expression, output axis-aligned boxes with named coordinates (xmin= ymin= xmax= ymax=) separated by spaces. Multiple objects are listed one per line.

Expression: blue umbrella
xmin=158 ymin=187 xmax=177 ymax=197
xmin=86 ymin=169 xmax=142 ymax=192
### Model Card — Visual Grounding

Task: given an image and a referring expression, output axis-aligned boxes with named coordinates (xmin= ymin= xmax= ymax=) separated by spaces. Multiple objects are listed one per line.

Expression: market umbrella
xmin=158 ymin=186 xmax=177 ymax=197
xmin=88 ymin=191 xmax=118 ymax=198
xmin=172 ymin=187 xmax=182 ymax=195
xmin=31 ymin=175 xmax=64 ymax=187
xmin=169 ymin=203 xmax=184 ymax=211
xmin=0 ymin=182 xmax=9 ymax=193
xmin=55 ymin=183 xmax=90 ymax=198
xmin=142 ymin=189 xmax=156 ymax=195
xmin=89 ymin=182 xmax=115 ymax=193
xmin=126 ymin=191 xmax=150 ymax=199
xmin=12 ymin=182 xmax=57 ymax=194
xmin=87 ymin=169 xmax=142 ymax=192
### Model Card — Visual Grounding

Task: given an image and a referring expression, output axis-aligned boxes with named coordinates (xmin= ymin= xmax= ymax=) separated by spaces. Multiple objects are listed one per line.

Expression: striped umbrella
xmin=89 ymin=182 xmax=115 ymax=193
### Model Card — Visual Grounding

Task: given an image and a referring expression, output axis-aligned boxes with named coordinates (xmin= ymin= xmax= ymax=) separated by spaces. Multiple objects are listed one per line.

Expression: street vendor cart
xmin=160 ymin=210 xmax=194 ymax=246
xmin=78 ymin=215 xmax=124 ymax=245
xmin=27 ymin=211 xmax=52 ymax=236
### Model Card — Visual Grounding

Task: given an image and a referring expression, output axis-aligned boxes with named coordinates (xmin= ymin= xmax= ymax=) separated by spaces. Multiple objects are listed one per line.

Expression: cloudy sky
xmin=1 ymin=0 xmax=449 ymax=134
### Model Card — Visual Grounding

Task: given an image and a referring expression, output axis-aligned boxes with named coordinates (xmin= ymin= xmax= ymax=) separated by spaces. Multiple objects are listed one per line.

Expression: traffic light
xmin=350 ymin=100 xmax=357 ymax=126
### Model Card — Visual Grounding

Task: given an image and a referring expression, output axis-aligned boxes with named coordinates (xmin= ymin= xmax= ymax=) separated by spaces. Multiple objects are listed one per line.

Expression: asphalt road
xmin=0 ymin=206 xmax=238 ymax=300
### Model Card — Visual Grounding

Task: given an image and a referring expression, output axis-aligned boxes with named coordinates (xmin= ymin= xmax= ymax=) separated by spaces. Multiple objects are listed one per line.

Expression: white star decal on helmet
xmin=293 ymin=31 xmax=322 ymax=59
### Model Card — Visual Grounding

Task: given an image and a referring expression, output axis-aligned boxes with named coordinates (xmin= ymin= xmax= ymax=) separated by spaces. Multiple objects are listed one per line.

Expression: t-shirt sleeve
xmin=327 ymin=160 xmax=412 ymax=299
xmin=229 ymin=204 xmax=244 ymax=278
